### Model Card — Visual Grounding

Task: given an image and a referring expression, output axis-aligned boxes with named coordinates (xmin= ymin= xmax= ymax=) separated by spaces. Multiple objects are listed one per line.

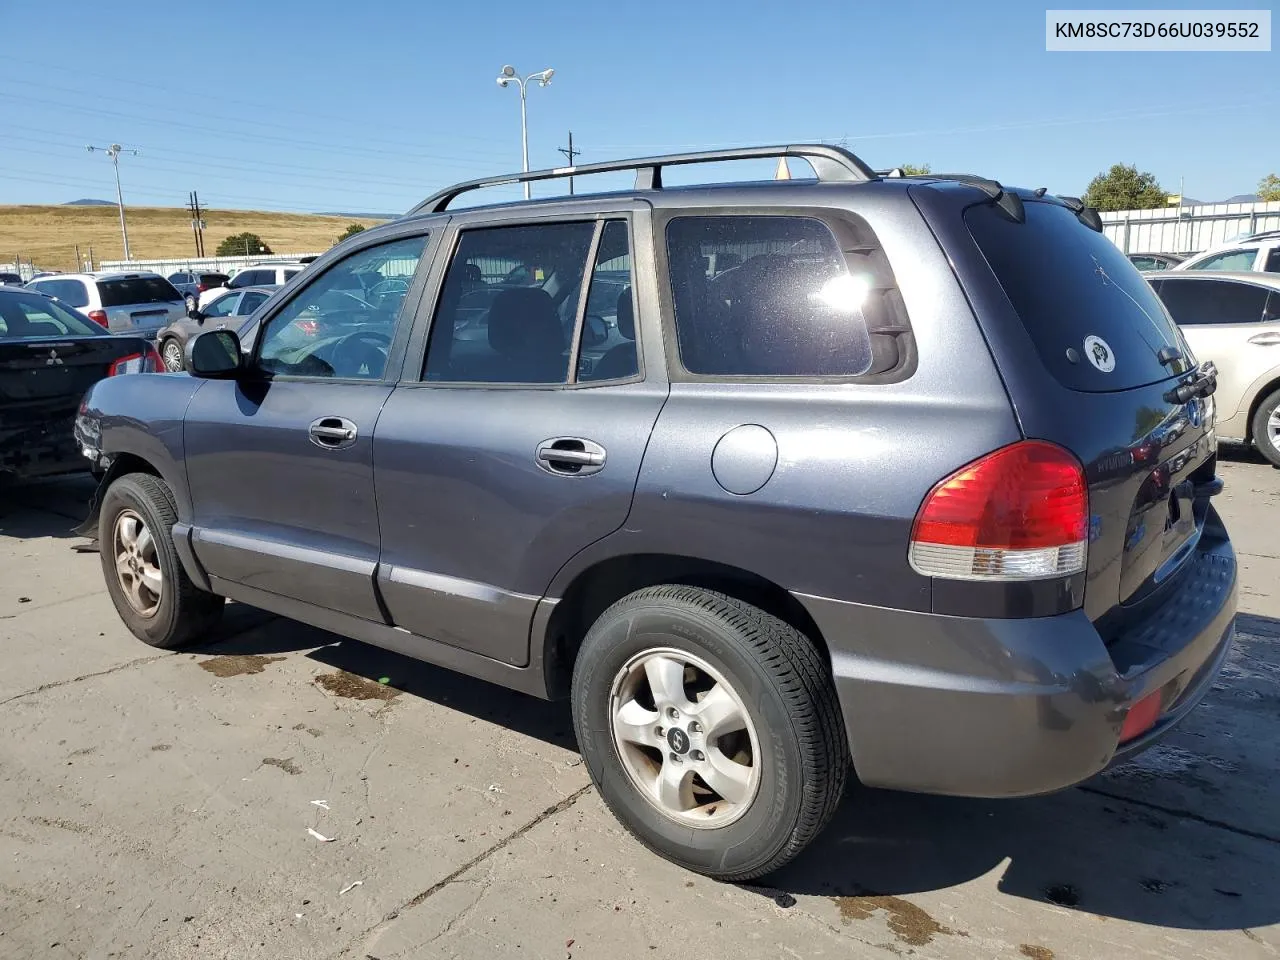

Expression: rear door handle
xmin=536 ymin=438 xmax=606 ymax=476
xmin=308 ymin=416 xmax=358 ymax=450
xmin=1248 ymin=331 xmax=1280 ymax=345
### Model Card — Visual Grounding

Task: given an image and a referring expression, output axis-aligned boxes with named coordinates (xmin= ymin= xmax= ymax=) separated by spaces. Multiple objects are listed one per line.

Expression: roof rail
xmin=409 ymin=144 xmax=878 ymax=215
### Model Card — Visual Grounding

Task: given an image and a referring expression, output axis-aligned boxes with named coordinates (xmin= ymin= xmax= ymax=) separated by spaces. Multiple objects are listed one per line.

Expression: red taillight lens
xmin=87 ymin=309 xmax=109 ymax=327
xmin=197 ymin=282 xmax=208 ymax=292
xmin=909 ymin=440 xmax=1088 ymax=580
xmin=108 ymin=345 xmax=164 ymax=376
xmin=1120 ymin=690 xmax=1162 ymax=742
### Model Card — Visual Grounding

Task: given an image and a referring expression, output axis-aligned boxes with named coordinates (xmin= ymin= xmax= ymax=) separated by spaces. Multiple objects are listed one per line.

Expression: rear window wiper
xmin=1164 ymin=360 xmax=1217 ymax=404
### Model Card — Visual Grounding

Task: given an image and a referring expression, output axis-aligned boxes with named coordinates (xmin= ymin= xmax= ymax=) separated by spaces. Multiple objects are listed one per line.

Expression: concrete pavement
xmin=1 ymin=456 xmax=1277 ymax=960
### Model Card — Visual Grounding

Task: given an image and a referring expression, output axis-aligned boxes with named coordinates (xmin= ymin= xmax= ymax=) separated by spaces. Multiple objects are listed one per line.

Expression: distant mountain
xmin=318 ymin=211 xmax=396 ymax=220
xmin=64 ymin=198 xmax=116 ymax=206
xmin=1224 ymin=194 xmax=1260 ymax=203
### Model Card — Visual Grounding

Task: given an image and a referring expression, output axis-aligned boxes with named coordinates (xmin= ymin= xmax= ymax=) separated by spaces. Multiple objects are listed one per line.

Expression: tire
xmin=160 ymin=337 xmax=185 ymax=373
xmin=571 ymin=585 xmax=848 ymax=881
xmin=99 ymin=472 xmax=223 ymax=649
xmin=1251 ymin=389 xmax=1280 ymax=468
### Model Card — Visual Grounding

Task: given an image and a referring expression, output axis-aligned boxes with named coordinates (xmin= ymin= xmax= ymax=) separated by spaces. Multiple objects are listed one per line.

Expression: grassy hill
xmin=0 ymin=205 xmax=389 ymax=270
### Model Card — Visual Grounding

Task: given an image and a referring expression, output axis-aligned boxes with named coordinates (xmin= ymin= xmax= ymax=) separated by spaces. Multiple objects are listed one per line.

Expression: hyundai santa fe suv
xmin=74 ymin=145 xmax=1236 ymax=881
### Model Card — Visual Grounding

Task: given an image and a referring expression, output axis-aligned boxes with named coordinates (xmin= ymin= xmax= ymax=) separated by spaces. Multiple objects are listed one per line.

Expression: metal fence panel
xmin=1101 ymin=201 xmax=1280 ymax=254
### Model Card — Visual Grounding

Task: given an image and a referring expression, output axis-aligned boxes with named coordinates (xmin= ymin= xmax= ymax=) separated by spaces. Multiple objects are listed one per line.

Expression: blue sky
xmin=1 ymin=0 xmax=1275 ymax=214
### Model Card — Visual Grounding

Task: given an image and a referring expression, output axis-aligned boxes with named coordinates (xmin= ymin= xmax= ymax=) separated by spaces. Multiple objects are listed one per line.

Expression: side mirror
xmin=583 ymin=314 xmax=608 ymax=348
xmin=188 ymin=329 xmax=244 ymax=379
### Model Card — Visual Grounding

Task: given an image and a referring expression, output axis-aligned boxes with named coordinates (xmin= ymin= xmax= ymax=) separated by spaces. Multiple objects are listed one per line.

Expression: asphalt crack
xmin=0 ymin=653 xmax=172 ymax=708
xmin=1079 ymin=785 xmax=1280 ymax=845
xmin=338 ymin=783 xmax=593 ymax=957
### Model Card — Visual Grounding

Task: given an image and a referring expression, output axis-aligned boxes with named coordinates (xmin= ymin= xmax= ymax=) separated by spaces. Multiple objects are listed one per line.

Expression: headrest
xmin=487 ymin=287 xmax=562 ymax=358
xmin=615 ymin=286 xmax=635 ymax=340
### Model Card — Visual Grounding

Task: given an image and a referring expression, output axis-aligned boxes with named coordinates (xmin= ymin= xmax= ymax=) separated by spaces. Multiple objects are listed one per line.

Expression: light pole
xmin=496 ymin=65 xmax=554 ymax=199
xmin=87 ymin=143 xmax=139 ymax=261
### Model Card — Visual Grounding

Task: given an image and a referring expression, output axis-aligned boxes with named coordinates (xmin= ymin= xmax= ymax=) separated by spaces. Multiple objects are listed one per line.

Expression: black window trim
xmin=651 ymin=204 xmax=917 ymax=385
xmin=244 ymin=225 xmax=438 ymax=385
xmin=1159 ymin=276 xmax=1273 ymax=326
xmin=404 ymin=209 xmax=646 ymax=391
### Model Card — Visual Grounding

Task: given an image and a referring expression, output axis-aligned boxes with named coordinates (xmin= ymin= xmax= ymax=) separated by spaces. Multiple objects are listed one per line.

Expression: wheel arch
xmin=1244 ymin=375 xmax=1280 ymax=443
xmin=541 ymin=552 xmax=831 ymax=701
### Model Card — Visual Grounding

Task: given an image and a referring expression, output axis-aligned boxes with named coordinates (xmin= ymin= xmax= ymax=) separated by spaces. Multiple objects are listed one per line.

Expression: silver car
xmin=25 ymin=271 xmax=186 ymax=338
xmin=1147 ymin=270 xmax=1280 ymax=464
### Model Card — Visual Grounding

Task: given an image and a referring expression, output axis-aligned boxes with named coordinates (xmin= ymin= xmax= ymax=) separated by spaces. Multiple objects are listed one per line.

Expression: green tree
xmin=1259 ymin=174 xmax=1280 ymax=202
xmin=216 ymin=232 xmax=273 ymax=257
xmin=1083 ymin=163 xmax=1168 ymax=212
xmin=335 ymin=223 xmax=366 ymax=245
xmin=899 ymin=163 xmax=931 ymax=176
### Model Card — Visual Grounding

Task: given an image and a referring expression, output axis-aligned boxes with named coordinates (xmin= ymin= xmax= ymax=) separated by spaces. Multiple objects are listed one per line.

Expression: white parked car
xmin=25 ymin=272 xmax=185 ymax=337
xmin=1172 ymin=230 xmax=1280 ymax=273
xmin=198 ymin=262 xmax=308 ymax=307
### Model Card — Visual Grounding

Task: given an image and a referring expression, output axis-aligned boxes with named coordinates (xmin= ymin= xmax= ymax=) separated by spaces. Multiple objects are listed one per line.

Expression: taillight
xmin=87 ymin=309 xmax=109 ymax=327
xmin=909 ymin=440 xmax=1088 ymax=580
xmin=108 ymin=345 xmax=164 ymax=376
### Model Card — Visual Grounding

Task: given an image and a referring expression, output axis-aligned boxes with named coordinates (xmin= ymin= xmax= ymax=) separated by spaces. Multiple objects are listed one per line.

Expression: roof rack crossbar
xmin=409 ymin=144 xmax=877 ymax=215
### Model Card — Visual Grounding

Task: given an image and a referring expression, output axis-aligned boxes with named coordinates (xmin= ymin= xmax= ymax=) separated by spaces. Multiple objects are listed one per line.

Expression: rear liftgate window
xmin=665 ymin=215 xmax=912 ymax=378
xmin=966 ymin=200 xmax=1186 ymax=392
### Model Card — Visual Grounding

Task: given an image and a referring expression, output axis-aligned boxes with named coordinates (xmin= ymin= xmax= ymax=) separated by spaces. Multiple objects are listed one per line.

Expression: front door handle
xmin=309 ymin=416 xmax=358 ymax=450
xmin=536 ymin=438 xmax=606 ymax=476
xmin=1248 ymin=331 xmax=1280 ymax=345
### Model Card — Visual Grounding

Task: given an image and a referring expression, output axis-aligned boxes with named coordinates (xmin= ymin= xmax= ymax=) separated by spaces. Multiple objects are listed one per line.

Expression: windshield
xmin=98 ymin=277 xmax=183 ymax=307
xmin=966 ymin=200 xmax=1188 ymax=392
xmin=0 ymin=291 xmax=106 ymax=338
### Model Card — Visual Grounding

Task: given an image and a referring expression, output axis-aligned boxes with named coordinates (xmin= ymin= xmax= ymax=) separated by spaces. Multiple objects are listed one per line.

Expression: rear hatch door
xmin=98 ymin=276 xmax=185 ymax=336
xmin=954 ymin=195 xmax=1215 ymax=619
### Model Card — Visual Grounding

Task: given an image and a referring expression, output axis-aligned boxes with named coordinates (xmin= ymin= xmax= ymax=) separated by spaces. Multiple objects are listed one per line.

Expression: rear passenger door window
xmin=238 ymin=291 xmax=269 ymax=314
xmin=36 ymin=278 xmax=90 ymax=307
xmin=1159 ymin=279 xmax=1269 ymax=325
xmin=664 ymin=214 xmax=905 ymax=378
xmin=422 ymin=221 xmax=596 ymax=384
xmin=1265 ymin=248 xmax=1280 ymax=274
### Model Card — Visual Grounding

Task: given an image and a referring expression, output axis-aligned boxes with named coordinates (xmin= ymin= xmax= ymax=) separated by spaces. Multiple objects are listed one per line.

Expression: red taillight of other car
xmin=86 ymin=309 xmax=109 ymax=327
xmin=909 ymin=440 xmax=1088 ymax=581
xmin=108 ymin=345 xmax=164 ymax=376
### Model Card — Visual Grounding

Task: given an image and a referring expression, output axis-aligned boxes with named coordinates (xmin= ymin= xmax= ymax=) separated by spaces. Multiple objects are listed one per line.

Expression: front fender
xmin=74 ymin=373 xmax=206 ymax=535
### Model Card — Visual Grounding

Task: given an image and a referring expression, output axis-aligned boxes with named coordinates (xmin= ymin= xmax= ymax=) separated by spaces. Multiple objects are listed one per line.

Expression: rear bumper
xmin=1 ymin=416 xmax=89 ymax=479
xmin=795 ymin=525 xmax=1236 ymax=798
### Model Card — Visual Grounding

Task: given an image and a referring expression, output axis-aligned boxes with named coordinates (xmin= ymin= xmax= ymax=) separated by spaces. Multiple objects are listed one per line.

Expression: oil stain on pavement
xmin=831 ymin=892 xmax=966 ymax=946
xmin=314 ymin=670 xmax=399 ymax=702
xmin=198 ymin=654 xmax=286 ymax=678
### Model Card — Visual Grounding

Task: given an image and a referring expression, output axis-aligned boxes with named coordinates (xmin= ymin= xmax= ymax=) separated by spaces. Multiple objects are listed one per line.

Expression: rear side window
xmin=201 ymin=273 xmax=229 ymax=285
xmin=98 ymin=277 xmax=182 ymax=306
xmin=1188 ymin=248 xmax=1257 ymax=271
xmin=666 ymin=215 xmax=905 ymax=378
xmin=284 ymin=269 xmax=301 ymax=282
xmin=1158 ymin=278 xmax=1269 ymax=325
xmin=238 ymin=291 xmax=269 ymax=313
xmin=966 ymin=200 xmax=1186 ymax=392
xmin=1265 ymin=248 xmax=1280 ymax=274
xmin=34 ymin=278 xmax=89 ymax=307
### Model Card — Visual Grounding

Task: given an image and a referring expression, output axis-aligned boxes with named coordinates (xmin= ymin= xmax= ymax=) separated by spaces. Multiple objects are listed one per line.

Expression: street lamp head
xmin=532 ymin=68 xmax=554 ymax=85
xmin=496 ymin=77 xmax=510 ymax=88
xmin=86 ymin=145 xmax=95 ymax=153
xmin=500 ymin=64 xmax=516 ymax=78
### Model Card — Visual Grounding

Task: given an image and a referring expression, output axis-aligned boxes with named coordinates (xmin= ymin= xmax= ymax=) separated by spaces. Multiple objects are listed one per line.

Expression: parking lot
xmin=0 ymin=453 xmax=1276 ymax=960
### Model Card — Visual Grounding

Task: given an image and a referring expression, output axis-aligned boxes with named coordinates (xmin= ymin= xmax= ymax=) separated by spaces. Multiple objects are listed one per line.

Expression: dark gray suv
xmin=74 ymin=146 xmax=1237 ymax=881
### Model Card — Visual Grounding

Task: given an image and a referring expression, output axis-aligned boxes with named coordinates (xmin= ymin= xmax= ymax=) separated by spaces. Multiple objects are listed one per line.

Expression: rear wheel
xmin=1251 ymin=388 xmax=1280 ymax=467
xmin=99 ymin=472 xmax=223 ymax=649
xmin=160 ymin=338 xmax=184 ymax=372
xmin=571 ymin=585 xmax=848 ymax=881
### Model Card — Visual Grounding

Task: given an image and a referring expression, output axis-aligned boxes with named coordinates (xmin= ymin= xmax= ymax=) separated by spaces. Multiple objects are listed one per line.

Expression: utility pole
xmin=193 ymin=191 xmax=205 ymax=257
xmin=75 ymin=243 xmax=81 ymax=272
xmin=558 ymin=131 xmax=580 ymax=195
xmin=189 ymin=192 xmax=200 ymax=257
xmin=86 ymin=143 xmax=139 ymax=261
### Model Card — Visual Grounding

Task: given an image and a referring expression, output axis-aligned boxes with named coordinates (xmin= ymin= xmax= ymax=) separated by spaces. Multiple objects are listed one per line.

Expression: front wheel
xmin=1251 ymin=389 xmax=1280 ymax=468
xmin=99 ymin=472 xmax=223 ymax=648
xmin=160 ymin=338 xmax=185 ymax=373
xmin=571 ymin=585 xmax=848 ymax=881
